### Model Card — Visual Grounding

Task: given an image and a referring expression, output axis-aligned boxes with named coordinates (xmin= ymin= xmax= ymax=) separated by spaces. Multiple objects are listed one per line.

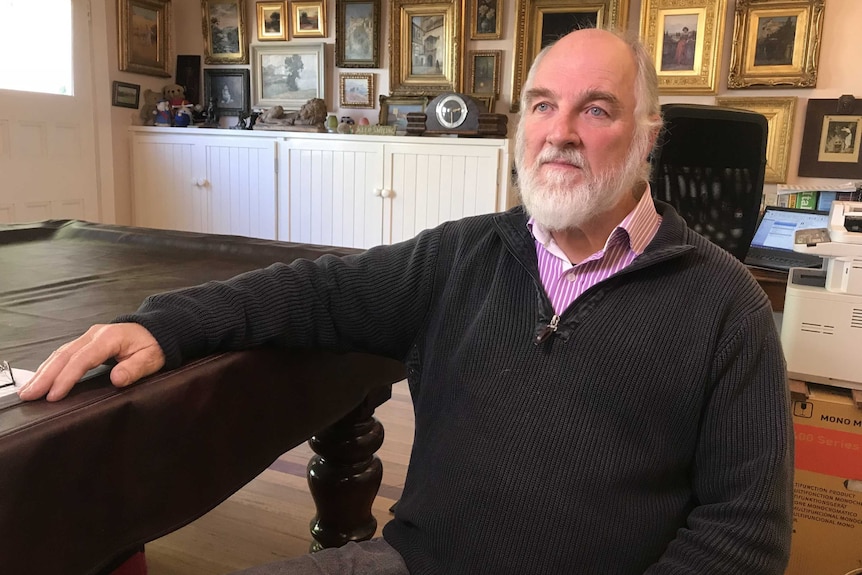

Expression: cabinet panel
xmin=203 ymin=138 xmax=277 ymax=240
xmin=132 ymin=135 xmax=206 ymax=234
xmin=279 ymin=139 xmax=384 ymax=249
xmin=383 ymin=143 xmax=501 ymax=245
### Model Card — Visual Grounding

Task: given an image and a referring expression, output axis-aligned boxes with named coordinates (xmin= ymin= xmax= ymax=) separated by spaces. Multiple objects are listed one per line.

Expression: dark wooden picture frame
xmin=335 ymin=0 xmax=381 ymax=68
xmin=799 ymin=98 xmax=862 ymax=179
xmin=175 ymin=55 xmax=202 ymax=106
xmin=112 ymin=81 xmax=141 ymax=109
xmin=204 ymin=68 xmax=251 ymax=116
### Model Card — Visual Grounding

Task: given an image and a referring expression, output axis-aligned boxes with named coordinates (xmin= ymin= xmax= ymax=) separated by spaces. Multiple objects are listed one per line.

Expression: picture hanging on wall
xmin=201 ymin=0 xmax=248 ymax=65
xmin=335 ymin=0 xmax=381 ymax=68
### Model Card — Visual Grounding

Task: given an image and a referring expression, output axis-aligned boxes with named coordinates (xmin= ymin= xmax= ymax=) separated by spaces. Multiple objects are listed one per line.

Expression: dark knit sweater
xmin=123 ymin=201 xmax=793 ymax=575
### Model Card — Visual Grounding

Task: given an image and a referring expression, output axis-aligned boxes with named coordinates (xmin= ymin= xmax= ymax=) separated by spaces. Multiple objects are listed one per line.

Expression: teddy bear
xmin=138 ymin=89 xmax=161 ymax=126
xmin=162 ymin=83 xmax=186 ymax=107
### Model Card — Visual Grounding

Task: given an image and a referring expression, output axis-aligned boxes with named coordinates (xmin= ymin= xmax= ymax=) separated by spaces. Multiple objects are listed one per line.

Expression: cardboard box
xmin=788 ymin=384 xmax=862 ymax=575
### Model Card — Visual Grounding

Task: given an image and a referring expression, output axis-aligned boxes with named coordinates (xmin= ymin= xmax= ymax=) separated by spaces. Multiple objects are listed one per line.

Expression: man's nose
xmin=545 ymin=112 xmax=581 ymax=148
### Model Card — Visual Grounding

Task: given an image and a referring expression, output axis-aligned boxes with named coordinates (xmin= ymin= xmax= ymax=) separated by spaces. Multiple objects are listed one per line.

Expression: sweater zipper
xmin=535 ymin=314 xmax=560 ymax=344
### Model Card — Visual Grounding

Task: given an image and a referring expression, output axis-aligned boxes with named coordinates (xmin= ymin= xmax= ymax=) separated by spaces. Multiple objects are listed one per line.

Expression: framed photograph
xmin=112 ymin=81 xmax=141 ymax=109
xmin=799 ymin=99 xmax=862 ymax=179
xmin=118 ymin=0 xmax=172 ymax=77
xmin=511 ymin=0 xmax=629 ymax=111
xmin=204 ymin=69 xmax=250 ymax=116
xmin=335 ymin=0 xmax=381 ymax=68
xmin=201 ymin=0 xmax=248 ymax=65
xmin=257 ymin=1 xmax=287 ymax=41
xmin=175 ymin=55 xmax=202 ymax=106
xmin=640 ymin=0 xmax=726 ymax=95
xmin=291 ymin=1 xmax=327 ymax=38
xmin=339 ymin=73 xmax=375 ymax=108
xmin=469 ymin=50 xmax=501 ymax=95
xmin=251 ymin=44 xmax=325 ymax=110
xmin=716 ymin=96 xmax=797 ymax=183
xmin=470 ymin=0 xmax=502 ymax=40
xmin=379 ymin=95 xmax=429 ymax=134
xmin=727 ymin=0 xmax=825 ymax=89
xmin=469 ymin=93 xmax=495 ymax=113
xmin=390 ymin=0 xmax=464 ymax=96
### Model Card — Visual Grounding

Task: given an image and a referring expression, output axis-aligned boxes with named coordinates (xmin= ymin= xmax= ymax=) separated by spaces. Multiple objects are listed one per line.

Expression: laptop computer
xmin=743 ymin=206 xmax=830 ymax=272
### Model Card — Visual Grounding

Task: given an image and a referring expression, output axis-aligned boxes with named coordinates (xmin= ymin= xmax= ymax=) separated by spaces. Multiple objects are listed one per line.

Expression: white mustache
xmin=536 ymin=147 xmax=587 ymax=170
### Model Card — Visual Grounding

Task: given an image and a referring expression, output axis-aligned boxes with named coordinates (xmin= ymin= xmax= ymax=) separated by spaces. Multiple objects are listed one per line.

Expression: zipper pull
xmin=535 ymin=314 xmax=560 ymax=344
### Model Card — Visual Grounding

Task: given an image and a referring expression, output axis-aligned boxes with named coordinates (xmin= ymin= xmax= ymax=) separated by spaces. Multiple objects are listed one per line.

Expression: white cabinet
xmin=277 ymin=133 xmax=510 ymax=249
xmin=131 ymin=130 xmax=277 ymax=240
xmin=130 ymin=128 xmax=510 ymax=248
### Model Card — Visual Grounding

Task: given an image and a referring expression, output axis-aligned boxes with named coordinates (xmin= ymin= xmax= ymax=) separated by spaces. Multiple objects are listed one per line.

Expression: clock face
xmin=435 ymin=94 xmax=468 ymax=129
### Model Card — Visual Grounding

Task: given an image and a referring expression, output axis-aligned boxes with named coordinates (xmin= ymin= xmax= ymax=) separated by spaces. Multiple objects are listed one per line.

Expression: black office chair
xmin=650 ymin=103 xmax=768 ymax=262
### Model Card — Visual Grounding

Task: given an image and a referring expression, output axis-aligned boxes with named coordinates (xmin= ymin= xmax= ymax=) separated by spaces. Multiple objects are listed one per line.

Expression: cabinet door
xmin=383 ymin=142 xmax=502 ymax=245
xmin=202 ymin=137 xmax=277 ymax=240
xmin=278 ymin=138 xmax=384 ymax=249
xmin=131 ymin=133 xmax=206 ymax=233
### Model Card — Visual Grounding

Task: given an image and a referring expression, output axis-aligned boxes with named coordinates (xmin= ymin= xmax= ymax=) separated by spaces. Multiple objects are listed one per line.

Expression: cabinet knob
xmin=381 ymin=189 xmax=393 ymax=198
xmin=194 ymin=178 xmax=208 ymax=187
xmin=373 ymin=188 xmax=382 ymax=197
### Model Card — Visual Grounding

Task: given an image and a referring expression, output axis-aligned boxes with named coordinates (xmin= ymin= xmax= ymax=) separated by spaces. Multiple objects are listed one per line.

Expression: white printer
xmin=780 ymin=201 xmax=862 ymax=390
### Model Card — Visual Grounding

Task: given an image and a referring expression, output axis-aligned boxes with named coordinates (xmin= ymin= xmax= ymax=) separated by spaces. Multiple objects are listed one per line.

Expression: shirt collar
xmin=527 ymin=184 xmax=661 ymax=257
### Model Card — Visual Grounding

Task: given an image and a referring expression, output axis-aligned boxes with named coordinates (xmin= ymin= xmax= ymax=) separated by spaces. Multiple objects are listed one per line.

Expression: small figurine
xmin=173 ymin=101 xmax=193 ymax=127
xmin=202 ymin=97 xmax=220 ymax=128
xmin=153 ymin=98 xmax=172 ymax=126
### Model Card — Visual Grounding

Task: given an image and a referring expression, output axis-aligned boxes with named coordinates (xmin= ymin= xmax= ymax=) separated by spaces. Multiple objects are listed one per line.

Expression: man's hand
xmin=18 ymin=323 xmax=166 ymax=402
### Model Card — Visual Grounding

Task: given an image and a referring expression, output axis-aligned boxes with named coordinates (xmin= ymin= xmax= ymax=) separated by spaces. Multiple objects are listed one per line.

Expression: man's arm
xmin=645 ymin=304 xmax=793 ymax=574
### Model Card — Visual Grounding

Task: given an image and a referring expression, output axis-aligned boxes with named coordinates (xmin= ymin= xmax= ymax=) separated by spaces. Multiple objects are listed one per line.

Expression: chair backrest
xmin=650 ymin=103 xmax=768 ymax=262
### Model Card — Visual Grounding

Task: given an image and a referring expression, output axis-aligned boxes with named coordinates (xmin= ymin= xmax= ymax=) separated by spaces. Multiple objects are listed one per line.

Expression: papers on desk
xmin=0 ymin=368 xmax=35 ymax=399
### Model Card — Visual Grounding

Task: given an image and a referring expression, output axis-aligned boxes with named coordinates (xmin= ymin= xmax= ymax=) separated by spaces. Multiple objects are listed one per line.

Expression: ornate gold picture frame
xmin=469 ymin=50 xmax=501 ymax=95
xmin=201 ymin=0 xmax=248 ymax=65
xmin=716 ymin=96 xmax=797 ymax=183
xmin=118 ymin=0 xmax=172 ymax=77
xmin=256 ymin=1 xmax=287 ymax=41
xmin=510 ymin=0 xmax=629 ymax=112
xmin=727 ymin=0 xmax=825 ymax=89
xmin=640 ymin=0 xmax=726 ymax=95
xmin=470 ymin=0 xmax=502 ymax=40
xmin=336 ymin=0 xmax=381 ymax=68
xmin=379 ymin=95 xmax=430 ymax=134
xmin=290 ymin=0 xmax=327 ymax=38
xmin=389 ymin=0 xmax=464 ymax=97
xmin=339 ymin=73 xmax=375 ymax=108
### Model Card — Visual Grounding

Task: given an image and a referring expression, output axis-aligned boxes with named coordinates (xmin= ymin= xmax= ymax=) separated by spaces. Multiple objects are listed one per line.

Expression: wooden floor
xmin=144 ymin=380 xmax=414 ymax=575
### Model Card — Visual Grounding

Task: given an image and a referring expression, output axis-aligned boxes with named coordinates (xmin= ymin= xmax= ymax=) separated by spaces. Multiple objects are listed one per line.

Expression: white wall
xmin=102 ymin=0 xmax=862 ymax=224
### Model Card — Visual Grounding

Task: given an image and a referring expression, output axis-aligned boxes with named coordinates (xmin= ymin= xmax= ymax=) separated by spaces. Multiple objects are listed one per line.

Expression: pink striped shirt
xmin=529 ymin=190 xmax=662 ymax=315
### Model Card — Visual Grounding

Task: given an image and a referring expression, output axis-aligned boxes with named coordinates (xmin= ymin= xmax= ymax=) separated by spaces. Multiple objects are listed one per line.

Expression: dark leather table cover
xmin=0 ymin=221 xmax=405 ymax=575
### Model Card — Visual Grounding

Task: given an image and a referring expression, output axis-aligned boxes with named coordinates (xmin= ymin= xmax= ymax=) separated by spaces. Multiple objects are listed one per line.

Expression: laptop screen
xmin=749 ymin=207 xmax=830 ymax=253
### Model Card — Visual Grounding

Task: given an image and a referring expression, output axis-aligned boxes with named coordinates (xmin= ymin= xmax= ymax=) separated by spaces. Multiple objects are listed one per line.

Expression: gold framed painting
xmin=469 ymin=50 xmax=501 ymax=95
xmin=379 ymin=95 xmax=430 ymax=134
xmin=340 ymin=73 xmax=375 ymax=108
xmin=716 ymin=96 xmax=797 ymax=183
xmin=727 ymin=0 xmax=825 ymax=89
xmin=201 ymin=0 xmax=248 ymax=65
xmin=471 ymin=0 xmax=502 ymax=40
xmin=118 ymin=0 xmax=172 ymax=77
xmin=257 ymin=1 xmax=287 ymax=41
xmin=291 ymin=1 xmax=327 ymax=38
xmin=336 ymin=0 xmax=381 ymax=68
xmin=390 ymin=0 xmax=464 ymax=96
xmin=510 ymin=0 xmax=629 ymax=112
xmin=640 ymin=0 xmax=726 ymax=95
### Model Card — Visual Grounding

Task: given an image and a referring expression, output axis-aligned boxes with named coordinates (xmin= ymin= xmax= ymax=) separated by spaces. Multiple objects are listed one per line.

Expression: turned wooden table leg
xmin=306 ymin=386 xmax=391 ymax=551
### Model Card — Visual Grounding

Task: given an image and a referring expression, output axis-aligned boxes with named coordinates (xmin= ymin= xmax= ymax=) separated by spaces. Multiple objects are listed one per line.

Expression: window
xmin=0 ymin=0 xmax=73 ymax=95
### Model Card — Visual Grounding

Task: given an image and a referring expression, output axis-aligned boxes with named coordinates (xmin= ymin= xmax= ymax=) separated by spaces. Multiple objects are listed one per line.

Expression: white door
xmin=0 ymin=0 xmax=100 ymax=223
xmin=278 ymin=138 xmax=385 ymax=248
xmin=204 ymin=136 xmax=278 ymax=240
xmin=383 ymin=142 xmax=502 ymax=245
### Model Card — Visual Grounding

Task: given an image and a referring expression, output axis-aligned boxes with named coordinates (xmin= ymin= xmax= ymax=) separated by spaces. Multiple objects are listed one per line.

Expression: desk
xmin=748 ymin=266 xmax=788 ymax=312
xmin=0 ymin=221 xmax=405 ymax=575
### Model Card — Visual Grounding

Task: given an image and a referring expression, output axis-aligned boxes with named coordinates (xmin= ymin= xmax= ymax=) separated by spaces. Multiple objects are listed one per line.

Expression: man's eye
xmin=534 ymin=102 xmax=550 ymax=112
xmin=587 ymin=106 xmax=607 ymax=117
